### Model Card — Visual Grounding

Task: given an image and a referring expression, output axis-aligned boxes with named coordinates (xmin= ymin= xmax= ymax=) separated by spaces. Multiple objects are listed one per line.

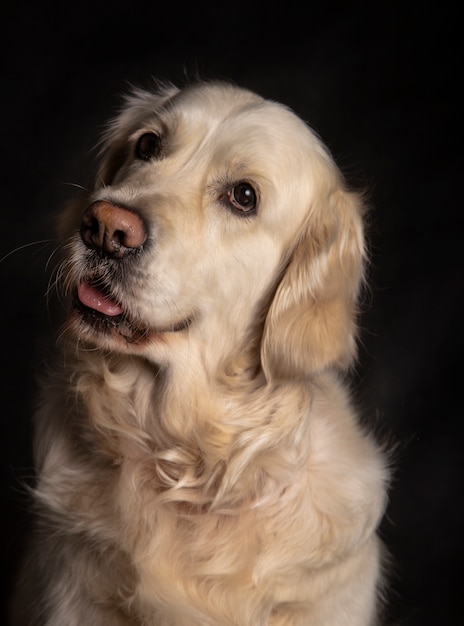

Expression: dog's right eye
xmin=228 ymin=182 xmax=257 ymax=214
xmin=135 ymin=132 xmax=162 ymax=161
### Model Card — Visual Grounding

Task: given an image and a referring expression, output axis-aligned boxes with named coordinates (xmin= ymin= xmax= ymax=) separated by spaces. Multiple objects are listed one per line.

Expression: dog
xmin=12 ymin=81 xmax=388 ymax=625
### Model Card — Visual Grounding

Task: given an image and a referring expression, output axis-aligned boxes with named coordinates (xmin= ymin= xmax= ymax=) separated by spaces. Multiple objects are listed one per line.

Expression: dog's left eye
xmin=135 ymin=132 xmax=162 ymax=161
xmin=228 ymin=183 xmax=257 ymax=214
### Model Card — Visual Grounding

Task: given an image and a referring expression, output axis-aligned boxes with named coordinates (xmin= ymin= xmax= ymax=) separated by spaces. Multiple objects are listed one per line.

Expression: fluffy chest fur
xmin=32 ymin=352 xmax=386 ymax=625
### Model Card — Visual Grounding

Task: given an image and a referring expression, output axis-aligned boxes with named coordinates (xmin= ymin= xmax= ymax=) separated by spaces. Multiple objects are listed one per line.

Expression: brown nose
xmin=80 ymin=201 xmax=147 ymax=258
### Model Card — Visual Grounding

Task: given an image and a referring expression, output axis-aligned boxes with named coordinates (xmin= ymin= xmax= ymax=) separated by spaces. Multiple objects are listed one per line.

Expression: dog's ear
xmin=261 ymin=185 xmax=366 ymax=382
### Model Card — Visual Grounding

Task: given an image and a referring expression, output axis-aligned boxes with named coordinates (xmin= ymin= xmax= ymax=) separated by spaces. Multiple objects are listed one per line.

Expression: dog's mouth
xmin=71 ymin=281 xmax=191 ymax=346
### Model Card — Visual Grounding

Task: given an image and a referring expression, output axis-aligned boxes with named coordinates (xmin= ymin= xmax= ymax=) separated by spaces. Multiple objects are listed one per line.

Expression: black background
xmin=1 ymin=2 xmax=461 ymax=624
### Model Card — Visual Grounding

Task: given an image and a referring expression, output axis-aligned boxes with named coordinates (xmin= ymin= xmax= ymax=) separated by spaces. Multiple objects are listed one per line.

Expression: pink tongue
xmin=77 ymin=283 xmax=124 ymax=316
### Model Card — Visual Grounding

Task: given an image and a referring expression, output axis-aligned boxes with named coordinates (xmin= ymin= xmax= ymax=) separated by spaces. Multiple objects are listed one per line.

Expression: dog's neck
xmin=64 ymin=341 xmax=312 ymax=511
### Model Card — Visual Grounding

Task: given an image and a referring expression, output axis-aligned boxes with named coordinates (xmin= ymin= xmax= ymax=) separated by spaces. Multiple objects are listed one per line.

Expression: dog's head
xmin=60 ymin=81 xmax=365 ymax=381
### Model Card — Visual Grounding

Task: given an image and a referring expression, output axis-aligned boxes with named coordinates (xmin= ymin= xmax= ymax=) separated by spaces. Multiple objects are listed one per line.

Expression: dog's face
xmin=60 ymin=82 xmax=364 ymax=379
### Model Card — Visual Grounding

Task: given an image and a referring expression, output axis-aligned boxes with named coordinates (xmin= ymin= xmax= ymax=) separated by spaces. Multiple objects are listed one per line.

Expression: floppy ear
xmin=261 ymin=186 xmax=366 ymax=382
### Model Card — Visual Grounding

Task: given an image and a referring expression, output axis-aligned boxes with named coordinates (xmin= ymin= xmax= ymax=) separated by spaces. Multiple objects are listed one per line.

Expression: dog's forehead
xmin=158 ymin=84 xmax=323 ymax=167
xmin=159 ymin=84 xmax=304 ymax=142
xmin=167 ymin=83 xmax=263 ymax=119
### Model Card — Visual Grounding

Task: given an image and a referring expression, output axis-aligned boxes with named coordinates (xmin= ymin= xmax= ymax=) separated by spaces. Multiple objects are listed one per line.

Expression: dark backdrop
xmin=1 ymin=2 xmax=461 ymax=624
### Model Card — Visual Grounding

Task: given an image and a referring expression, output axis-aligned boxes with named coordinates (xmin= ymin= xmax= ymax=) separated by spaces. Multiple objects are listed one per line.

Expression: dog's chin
xmin=67 ymin=285 xmax=191 ymax=352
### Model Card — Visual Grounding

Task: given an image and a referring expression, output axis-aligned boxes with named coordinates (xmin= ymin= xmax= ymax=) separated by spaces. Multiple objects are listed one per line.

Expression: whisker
xmin=44 ymin=260 xmax=65 ymax=312
xmin=42 ymin=238 xmax=83 ymax=318
xmin=60 ymin=182 xmax=90 ymax=193
xmin=44 ymin=245 xmax=62 ymax=273
xmin=0 ymin=239 xmax=55 ymax=264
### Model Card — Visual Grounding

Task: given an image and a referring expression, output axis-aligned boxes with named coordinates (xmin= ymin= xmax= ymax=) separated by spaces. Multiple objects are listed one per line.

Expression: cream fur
xmin=11 ymin=81 xmax=388 ymax=625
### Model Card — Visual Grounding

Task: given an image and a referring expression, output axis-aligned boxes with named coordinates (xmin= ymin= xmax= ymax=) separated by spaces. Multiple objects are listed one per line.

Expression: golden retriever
xmin=12 ymin=81 xmax=388 ymax=625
